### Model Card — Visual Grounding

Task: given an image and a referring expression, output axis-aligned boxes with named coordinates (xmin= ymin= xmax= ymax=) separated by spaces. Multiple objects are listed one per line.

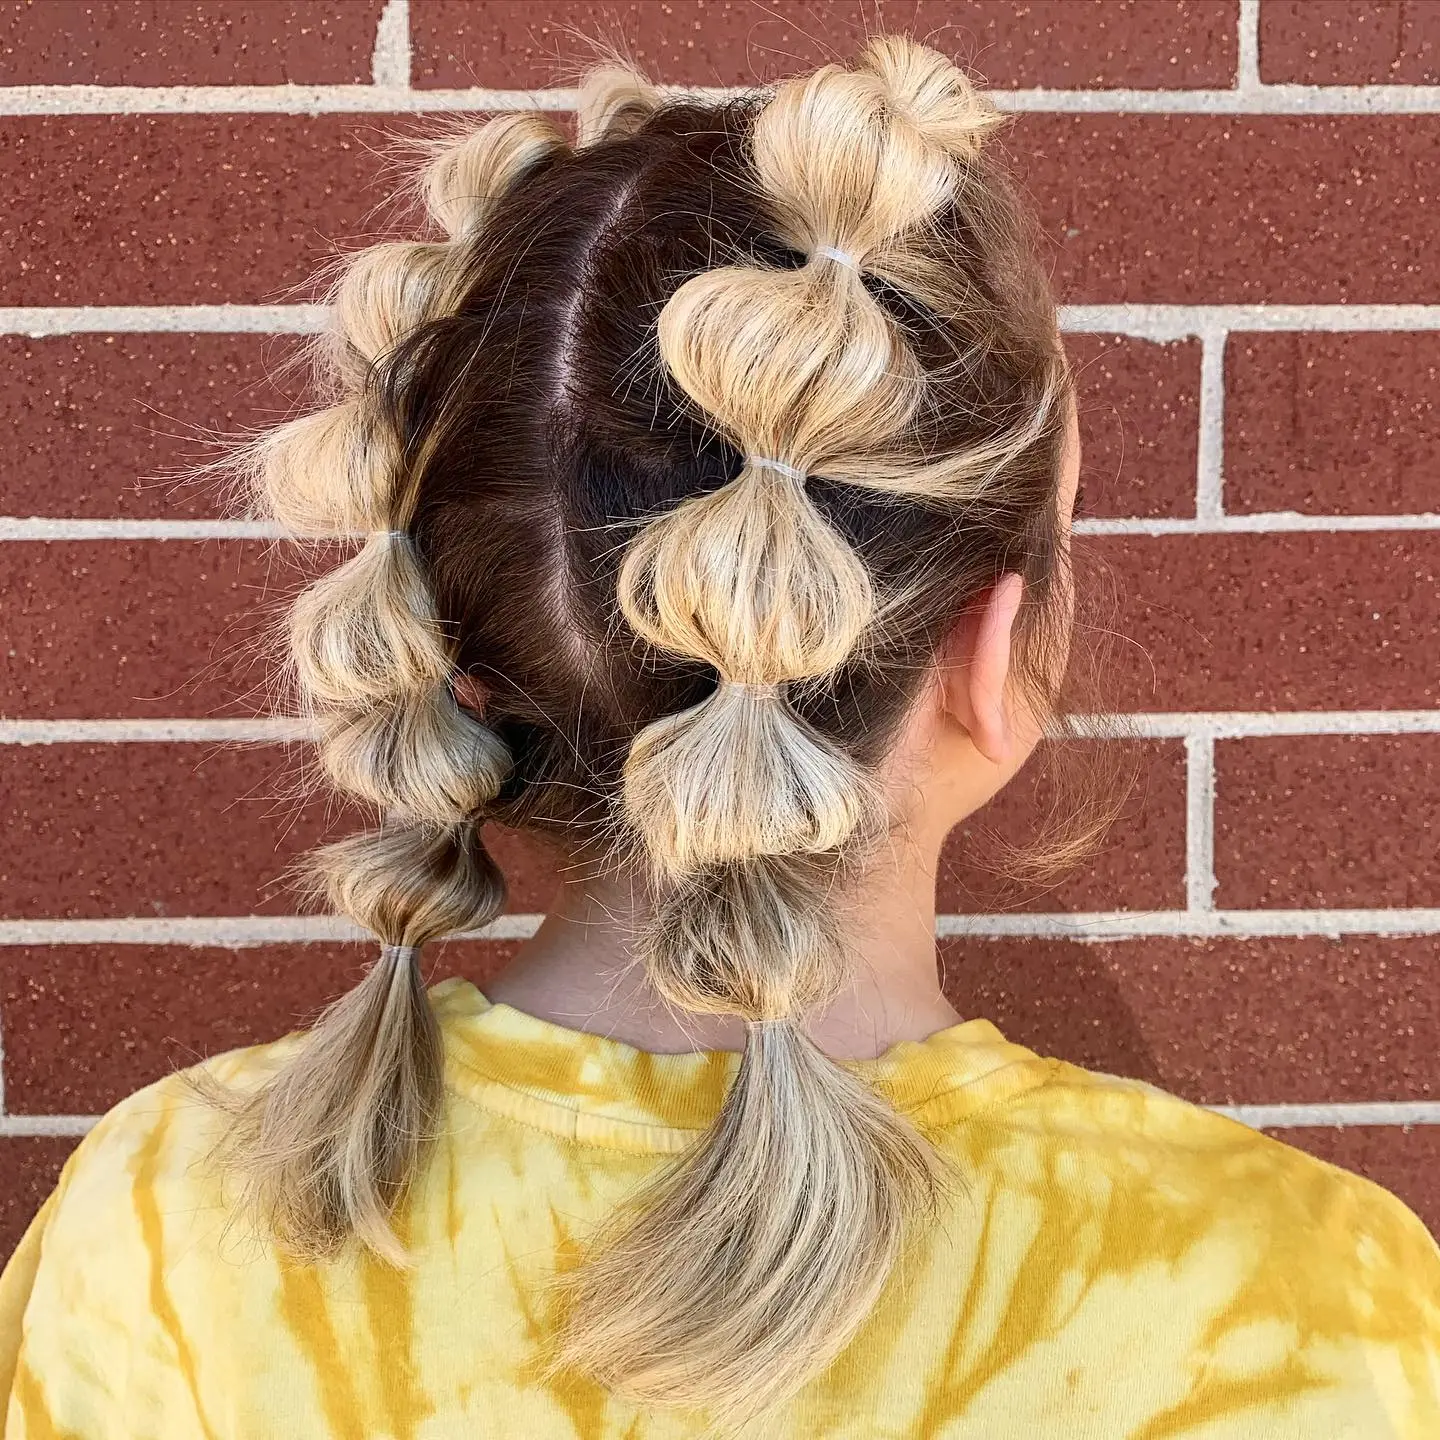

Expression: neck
xmin=484 ymin=831 xmax=960 ymax=1061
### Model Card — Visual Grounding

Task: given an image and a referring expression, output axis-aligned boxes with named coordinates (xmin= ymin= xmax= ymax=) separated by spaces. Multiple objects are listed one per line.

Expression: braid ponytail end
xmin=208 ymin=942 xmax=444 ymax=1266
xmin=557 ymin=1013 xmax=942 ymax=1416
xmin=205 ymin=824 xmax=505 ymax=1265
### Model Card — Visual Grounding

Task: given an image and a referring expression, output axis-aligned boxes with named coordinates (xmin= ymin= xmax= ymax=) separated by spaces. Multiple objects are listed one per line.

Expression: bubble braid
xmin=570 ymin=39 xmax=1024 ymax=1416
xmin=221 ymin=112 xmax=571 ymax=1264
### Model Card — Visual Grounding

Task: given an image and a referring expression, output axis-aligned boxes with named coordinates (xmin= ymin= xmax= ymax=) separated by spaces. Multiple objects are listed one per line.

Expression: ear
xmin=938 ymin=573 xmax=1025 ymax=765
xmin=451 ymin=673 xmax=490 ymax=716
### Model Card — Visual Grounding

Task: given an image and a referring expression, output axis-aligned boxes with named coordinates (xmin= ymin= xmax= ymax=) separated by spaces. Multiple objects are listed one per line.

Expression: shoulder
xmin=1 ymin=1041 xmax=296 ymax=1360
xmin=1013 ymin=1059 xmax=1435 ymax=1235
xmin=944 ymin=1056 xmax=1440 ymax=1314
xmin=1 ymin=1037 xmax=306 ymax=1429
xmin=36 ymin=1034 xmax=298 ymax=1235
xmin=921 ymin=1061 xmax=1440 ymax=1431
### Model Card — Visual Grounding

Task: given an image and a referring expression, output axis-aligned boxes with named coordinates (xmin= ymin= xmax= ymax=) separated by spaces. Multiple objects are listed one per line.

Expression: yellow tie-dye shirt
xmin=2 ymin=977 xmax=1438 ymax=1438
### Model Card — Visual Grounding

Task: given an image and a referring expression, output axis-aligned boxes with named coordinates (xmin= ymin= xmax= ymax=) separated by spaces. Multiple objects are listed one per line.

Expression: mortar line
xmin=1195 ymin=325 xmax=1228 ymax=521
xmin=1061 ymin=304 xmax=1440 ymax=336
xmin=1218 ymin=1101 xmax=1440 ymax=1129
xmin=6 ymin=910 xmax=1440 ymax=946
xmin=4 ymin=82 xmax=1440 ymax=116
xmin=7 ymin=303 xmax=1440 ymax=338
xmin=370 ymin=0 xmax=411 ymax=90
xmin=6 ymin=711 xmax=1440 ymax=746
xmin=1236 ymin=0 xmax=1263 ymax=93
xmin=0 ymin=518 xmax=283 ymax=540
xmin=0 ymin=718 xmax=311 ymax=743
xmin=1073 ymin=514 xmax=1440 ymax=534
xmin=1 ymin=1116 xmax=98 ymax=1138
xmin=0 ymin=305 xmax=328 ymax=335
xmin=1185 ymin=734 xmax=1219 ymax=912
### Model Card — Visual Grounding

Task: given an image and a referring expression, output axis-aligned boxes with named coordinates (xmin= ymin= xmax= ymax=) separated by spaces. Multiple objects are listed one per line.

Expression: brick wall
xmin=2 ymin=0 xmax=1438 ymax=1255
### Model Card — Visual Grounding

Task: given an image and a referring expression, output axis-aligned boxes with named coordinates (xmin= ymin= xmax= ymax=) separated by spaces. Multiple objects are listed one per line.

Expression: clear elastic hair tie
xmin=747 ymin=456 xmax=808 ymax=482
xmin=723 ymin=679 xmax=784 ymax=700
xmin=380 ymin=942 xmax=421 ymax=966
xmin=812 ymin=244 xmax=860 ymax=271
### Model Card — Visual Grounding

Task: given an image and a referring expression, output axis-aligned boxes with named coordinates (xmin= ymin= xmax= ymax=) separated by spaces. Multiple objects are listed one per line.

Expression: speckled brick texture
xmin=0 ymin=116 xmax=411 ymax=306
xmin=1 ymin=540 xmax=307 ymax=717
xmin=1278 ymin=1126 xmax=1440 ymax=1236
xmin=1216 ymin=735 xmax=1440 ymax=907
xmin=1225 ymin=332 xmax=1440 ymax=515
xmin=0 ymin=1139 xmax=73 ymax=1258
xmin=1011 ymin=115 xmax=1440 ymax=304
xmin=3 ymin=1 xmax=1439 ymax=1261
xmin=4 ymin=115 xmax=1438 ymax=306
xmin=0 ymin=2 xmax=385 ymax=85
xmin=938 ymin=935 xmax=1439 ymax=1107
xmin=1068 ymin=335 xmax=1201 ymax=518
xmin=0 ymin=334 xmax=304 ymax=518
xmin=1260 ymin=0 xmax=1440 ymax=85
xmin=410 ymin=0 xmax=1239 ymax=90
xmin=1097 ymin=533 xmax=1440 ymax=710
xmin=939 ymin=741 xmax=1187 ymax=913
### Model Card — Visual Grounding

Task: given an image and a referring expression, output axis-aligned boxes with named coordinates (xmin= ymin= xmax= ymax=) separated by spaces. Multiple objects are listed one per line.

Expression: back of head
xmin=223 ymin=37 xmax=1073 ymax=1421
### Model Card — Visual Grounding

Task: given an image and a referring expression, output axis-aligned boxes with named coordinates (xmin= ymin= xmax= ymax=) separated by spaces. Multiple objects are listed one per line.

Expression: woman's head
xmin=230 ymin=37 xmax=1078 ymax=1418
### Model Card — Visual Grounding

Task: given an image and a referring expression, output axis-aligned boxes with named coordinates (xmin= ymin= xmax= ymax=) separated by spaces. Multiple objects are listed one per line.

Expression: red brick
xmin=1275 ymin=1126 xmax=1440 ymax=1238
xmin=1225 ymin=332 xmax=1440 ymax=516
xmin=0 ymin=940 xmax=517 ymax=1114
xmin=1260 ymin=0 xmax=1440 ymax=85
xmin=1011 ymin=115 xmax=1440 ymax=304
xmin=939 ymin=740 xmax=1185 ymax=913
xmin=0 ymin=334 xmax=303 ymax=520
xmin=0 ymin=1137 xmax=76 ymax=1261
xmin=1 ymin=540 xmax=309 ymax=718
xmin=0 ymin=744 xmax=556 ymax=919
xmin=0 ymin=2 xmax=383 ymax=85
xmin=1068 ymin=334 xmax=1199 ymax=519
xmin=2 ymin=741 xmax=335 ymax=918
xmin=1216 ymin=735 xmax=1440 ymax=909
xmin=411 ymin=0 xmax=1237 ymax=90
xmin=5 ymin=115 xmax=1438 ymax=306
xmin=940 ymin=935 xmax=1440 ymax=1106
xmin=0 ymin=115 xmax=405 ymax=306
xmin=1093 ymin=532 xmax=1440 ymax=711
xmin=6 ymin=534 xmax=1436 ymax=719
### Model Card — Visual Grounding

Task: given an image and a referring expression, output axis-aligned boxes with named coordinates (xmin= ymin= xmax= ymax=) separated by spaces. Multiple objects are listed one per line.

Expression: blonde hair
xmin=212 ymin=37 xmax=1074 ymax=1421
